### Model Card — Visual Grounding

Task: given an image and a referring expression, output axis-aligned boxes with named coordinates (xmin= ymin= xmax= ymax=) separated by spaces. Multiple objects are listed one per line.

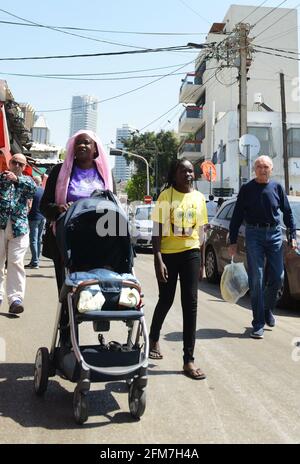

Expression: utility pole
xmin=280 ymin=72 xmax=289 ymax=193
xmin=237 ymin=23 xmax=251 ymax=188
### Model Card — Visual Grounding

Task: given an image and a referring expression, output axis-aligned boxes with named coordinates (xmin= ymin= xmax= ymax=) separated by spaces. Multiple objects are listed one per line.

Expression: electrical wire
xmin=0 ymin=44 xmax=196 ymax=61
xmin=0 ymin=8 xmax=149 ymax=50
xmin=0 ymin=19 xmax=208 ymax=36
xmin=253 ymin=2 xmax=300 ymax=40
xmin=251 ymin=0 xmax=288 ymax=27
xmin=36 ymin=60 xmax=195 ymax=113
xmin=178 ymin=0 xmax=211 ymax=24
xmin=0 ymin=71 xmax=186 ymax=81
xmin=139 ymin=62 xmax=223 ymax=132
xmin=253 ymin=48 xmax=300 ymax=61
xmin=253 ymin=44 xmax=300 ymax=55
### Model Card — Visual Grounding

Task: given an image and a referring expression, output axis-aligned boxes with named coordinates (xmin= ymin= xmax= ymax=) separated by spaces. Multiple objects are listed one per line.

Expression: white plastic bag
xmin=220 ymin=259 xmax=249 ymax=304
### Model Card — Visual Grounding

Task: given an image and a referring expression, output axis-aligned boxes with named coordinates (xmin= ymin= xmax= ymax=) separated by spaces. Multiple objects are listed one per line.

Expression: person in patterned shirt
xmin=0 ymin=153 xmax=36 ymax=314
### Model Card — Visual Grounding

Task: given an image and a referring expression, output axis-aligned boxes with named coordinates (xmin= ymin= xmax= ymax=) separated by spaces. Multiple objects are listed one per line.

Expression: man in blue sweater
xmin=229 ymin=156 xmax=296 ymax=339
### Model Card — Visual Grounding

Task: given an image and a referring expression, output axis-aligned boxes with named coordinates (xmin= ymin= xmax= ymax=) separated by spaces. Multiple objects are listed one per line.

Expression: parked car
xmin=204 ymin=196 xmax=300 ymax=306
xmin=130 ymin=204 xmax=154 ymax=249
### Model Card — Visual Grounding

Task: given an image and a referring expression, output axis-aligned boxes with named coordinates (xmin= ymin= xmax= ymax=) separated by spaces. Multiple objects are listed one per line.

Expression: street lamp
xmin=109 ymin=147 xmax=150 ymax=196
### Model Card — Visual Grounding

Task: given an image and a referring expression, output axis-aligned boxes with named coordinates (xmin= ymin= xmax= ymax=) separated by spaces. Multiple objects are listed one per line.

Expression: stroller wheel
xmin=34 ymin=347 xmax=50 ymax=396
xmin=73 ymin=387 xmax=88 ymax=425
xmin=128 ymin=381 xmax=146 ymax=419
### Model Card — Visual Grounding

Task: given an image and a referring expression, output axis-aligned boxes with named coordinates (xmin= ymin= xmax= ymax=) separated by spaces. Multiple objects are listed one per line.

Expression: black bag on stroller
xmin=33 ymin=190 xmax=149 ymax=424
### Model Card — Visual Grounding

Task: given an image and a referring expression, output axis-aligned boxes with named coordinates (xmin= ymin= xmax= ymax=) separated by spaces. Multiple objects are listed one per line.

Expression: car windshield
xmin=135 ymin=207 xmax=153 ymax=220
xmin=290 ymin=201 xmax=300 ymax=230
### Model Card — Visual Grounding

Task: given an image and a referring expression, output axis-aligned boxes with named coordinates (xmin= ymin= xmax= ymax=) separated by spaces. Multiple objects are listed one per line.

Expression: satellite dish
xmin=239 ymin=134 xmax=260 ymax=158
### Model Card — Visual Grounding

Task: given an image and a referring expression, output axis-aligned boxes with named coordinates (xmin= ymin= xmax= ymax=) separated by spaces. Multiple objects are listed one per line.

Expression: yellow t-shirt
xmin=151 ymin=187 xmax=208 ymax=254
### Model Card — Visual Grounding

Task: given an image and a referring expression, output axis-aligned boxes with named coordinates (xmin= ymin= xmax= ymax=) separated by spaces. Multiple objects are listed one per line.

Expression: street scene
xmin=1 ymin=0 xmax=300 ymax=447
xmin=0 ymin=251 xmax=300 ymax=444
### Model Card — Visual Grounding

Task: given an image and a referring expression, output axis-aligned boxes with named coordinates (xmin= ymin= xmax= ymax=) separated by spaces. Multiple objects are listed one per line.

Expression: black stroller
xmin=33 ymin=190 xmax=149 ymax=424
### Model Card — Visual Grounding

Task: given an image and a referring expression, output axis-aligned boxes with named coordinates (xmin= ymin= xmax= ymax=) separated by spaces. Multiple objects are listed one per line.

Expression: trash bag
xmin=220 ymin=259 xmax=249 ymax=304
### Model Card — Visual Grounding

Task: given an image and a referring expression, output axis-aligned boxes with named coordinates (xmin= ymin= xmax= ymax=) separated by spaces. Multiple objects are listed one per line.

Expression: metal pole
xmin=246 ymin=144 xmax=251 ymax=181
xmin=209 ymin=167 xmax=212 ymax=195
xmin=219 ymin=139 xmax=224 ymax=189
xmin=280 ymin=72 xmax=289 ymax=192
xmin=110 ymin=147 xmax=150 ymax=195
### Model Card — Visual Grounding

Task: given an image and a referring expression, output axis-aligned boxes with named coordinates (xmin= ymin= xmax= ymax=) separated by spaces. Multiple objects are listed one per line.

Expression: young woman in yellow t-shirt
xmin=149 ymin=158 xmax=208 ymax=380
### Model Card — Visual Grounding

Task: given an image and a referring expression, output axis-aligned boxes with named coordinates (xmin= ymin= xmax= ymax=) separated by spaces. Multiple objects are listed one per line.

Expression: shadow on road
xmin=199 ymin=278 xmax=300 ymax=318
xmin=0 ymin=363 xmax=138 ymax=429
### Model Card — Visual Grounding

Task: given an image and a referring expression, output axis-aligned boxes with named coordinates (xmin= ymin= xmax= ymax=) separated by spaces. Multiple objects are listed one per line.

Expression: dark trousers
xmin=149 ymin=249 xmax=200 ymax=364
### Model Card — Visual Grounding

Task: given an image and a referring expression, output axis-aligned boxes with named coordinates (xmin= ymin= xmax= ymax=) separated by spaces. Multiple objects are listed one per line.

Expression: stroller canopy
xmin=56 ymin=190 xmax=134 ymax=274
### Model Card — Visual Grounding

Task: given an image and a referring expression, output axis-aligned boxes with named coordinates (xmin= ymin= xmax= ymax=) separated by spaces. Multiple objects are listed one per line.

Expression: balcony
xmin=178 ymin=141 xmax=203 ymax=162
xmin=179 ymin=73 xmax=203 ymax=104
xmin=178 ymin=106 xmax=204 ymax=134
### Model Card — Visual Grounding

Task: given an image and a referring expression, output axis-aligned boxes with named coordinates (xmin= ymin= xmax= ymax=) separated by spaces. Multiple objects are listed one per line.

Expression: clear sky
xmin=1 ymin=0 xmax=298 ymax=166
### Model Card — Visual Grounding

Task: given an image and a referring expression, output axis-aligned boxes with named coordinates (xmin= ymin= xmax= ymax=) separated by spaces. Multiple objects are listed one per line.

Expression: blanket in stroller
xmin=65 ymin=268 xmax=141 ymax=312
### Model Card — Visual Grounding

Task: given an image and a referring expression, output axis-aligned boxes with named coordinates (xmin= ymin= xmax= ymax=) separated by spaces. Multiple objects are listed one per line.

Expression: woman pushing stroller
xmin=40 ymin=130 xmax=114 ymax=291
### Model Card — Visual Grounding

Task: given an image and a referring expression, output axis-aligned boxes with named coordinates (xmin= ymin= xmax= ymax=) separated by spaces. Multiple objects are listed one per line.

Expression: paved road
xmin=0 ymin=251 xmax=300 ymax=444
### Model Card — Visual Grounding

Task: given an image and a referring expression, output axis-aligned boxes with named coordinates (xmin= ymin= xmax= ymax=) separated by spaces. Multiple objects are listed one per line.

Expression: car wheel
xmin=205 ymin=246 xmax=220 ymax=283
xmin=277 ymin=271 xmax=293 ymax=308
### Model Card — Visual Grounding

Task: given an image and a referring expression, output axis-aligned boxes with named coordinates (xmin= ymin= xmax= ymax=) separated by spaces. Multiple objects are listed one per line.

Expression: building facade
xmin=19 ymin=103 xmax=35 ymax=131
xmin=177 ymin=4 xmax=300 ymax=193
xmin=113 ymin=124 xmax=135 ymax=182
xmin=31 ymin=115 xmax=50 ymax=145
xmin=69 ymin=95 xmax=98 ymax=137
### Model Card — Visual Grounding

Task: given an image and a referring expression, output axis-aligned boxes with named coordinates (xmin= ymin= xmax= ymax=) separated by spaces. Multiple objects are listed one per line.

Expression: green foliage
xmin=123 ymin=130 xmax=180 ymax=195
xmin=125 ymin=172 xmax=154 ymax=202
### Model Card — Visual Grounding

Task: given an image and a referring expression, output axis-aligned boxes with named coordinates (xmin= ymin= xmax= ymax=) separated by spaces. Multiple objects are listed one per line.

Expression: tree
xmin=123 ymin=130 xmax=180 ymax=198
xmin=125 ymin=172 xmax=154 ymax=202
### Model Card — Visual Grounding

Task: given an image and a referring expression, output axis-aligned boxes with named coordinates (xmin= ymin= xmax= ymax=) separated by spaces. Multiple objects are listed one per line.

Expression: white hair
xmin=254 ymin=155 xmax=273 ymax=169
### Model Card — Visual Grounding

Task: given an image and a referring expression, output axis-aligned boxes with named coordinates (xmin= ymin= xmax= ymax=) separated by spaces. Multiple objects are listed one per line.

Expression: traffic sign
xmin=239 ymin=134 xmax=260 ymax=158
xmin=144 ymin=195 xmax=152 ymax=204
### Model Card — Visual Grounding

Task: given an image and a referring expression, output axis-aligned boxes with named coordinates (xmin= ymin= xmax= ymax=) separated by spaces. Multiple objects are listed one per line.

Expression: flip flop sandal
xmin=149 ymin=349 xmax=163 ymax=360
xmin=183 ymin=367 xmax=206 ymax=380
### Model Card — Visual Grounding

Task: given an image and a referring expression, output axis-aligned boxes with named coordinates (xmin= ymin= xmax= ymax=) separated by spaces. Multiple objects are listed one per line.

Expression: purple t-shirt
xmin=67 ymin=165 xmax=105 ymax=202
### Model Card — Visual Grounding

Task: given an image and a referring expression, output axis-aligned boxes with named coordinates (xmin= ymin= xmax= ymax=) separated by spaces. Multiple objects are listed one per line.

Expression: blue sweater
xmin=229 ymin=180 xmax=296 ymax=244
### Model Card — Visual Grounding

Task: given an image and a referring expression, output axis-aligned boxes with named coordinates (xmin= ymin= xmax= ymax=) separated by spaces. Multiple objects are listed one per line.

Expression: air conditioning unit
xmin=254 ymin=93 xmax=263 ymax=104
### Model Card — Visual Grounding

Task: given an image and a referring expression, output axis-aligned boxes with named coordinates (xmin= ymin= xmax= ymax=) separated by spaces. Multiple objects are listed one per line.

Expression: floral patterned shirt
xmin=0 ymin=175 xmax=36 ymax=237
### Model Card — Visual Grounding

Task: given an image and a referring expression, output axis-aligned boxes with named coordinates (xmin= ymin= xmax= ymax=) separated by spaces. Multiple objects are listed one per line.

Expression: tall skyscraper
xmin=31 ymin=115 xmax=50 ymax=144
xmin=19 ymin=103 xmax=35 ymax=131
xmin=69 ymin=95 xmax=98 ymax=137
xmin=113 ymin=124 xmax=135 ymax=182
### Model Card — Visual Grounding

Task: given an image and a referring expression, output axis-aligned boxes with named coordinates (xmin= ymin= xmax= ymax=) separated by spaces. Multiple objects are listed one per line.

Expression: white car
xmin=130 ymin=204 xmax=154 ymax=249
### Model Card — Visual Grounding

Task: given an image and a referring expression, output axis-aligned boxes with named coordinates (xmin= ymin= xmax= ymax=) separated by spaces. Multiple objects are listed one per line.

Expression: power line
xmin=254 ymin=44 xmax=300 ymax=55
xmin=0 ymin=44 xmax=196 ymax=61
xmin=138 ymin=62 xmax=221 ymax=132
xmin=0 ymin=63 xmax=221 ymax=81
xmin=0 ymin=8 xmax=148 ymax=50
xmin=253 ymin=1 xmax=300 ymax=40
xmin=178 ymin=0 xmax=211 ymax=24
xmin=36 ymin=60 xmax=195 ymax=113
xmin=0 ymin=71 xmax=186 ymax=81
xmin=253 ymin=48 xmax=300 ymax=61
xmin=251 ymin=0 xmax=289 ymax=27
xmin=0 ymin=19 xmax=207 ymax=36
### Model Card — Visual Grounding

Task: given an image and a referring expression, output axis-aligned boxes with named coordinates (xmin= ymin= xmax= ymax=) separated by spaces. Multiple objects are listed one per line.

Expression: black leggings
xmin=149 ymin=249 xmax=200 ymax=364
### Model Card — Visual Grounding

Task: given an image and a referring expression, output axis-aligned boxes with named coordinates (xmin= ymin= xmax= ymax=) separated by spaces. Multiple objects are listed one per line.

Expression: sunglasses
xmin=11 ymin=160 xmax=26 ymax=167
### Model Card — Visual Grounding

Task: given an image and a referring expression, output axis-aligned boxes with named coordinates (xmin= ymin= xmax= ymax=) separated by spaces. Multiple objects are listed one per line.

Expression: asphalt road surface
xmin=0 ymin=251 xmax=300 ymax=444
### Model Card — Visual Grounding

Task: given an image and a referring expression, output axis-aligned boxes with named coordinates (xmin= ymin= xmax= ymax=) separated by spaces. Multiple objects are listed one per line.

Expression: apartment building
xmin=178 ymin=4 xmax=300 ymax=193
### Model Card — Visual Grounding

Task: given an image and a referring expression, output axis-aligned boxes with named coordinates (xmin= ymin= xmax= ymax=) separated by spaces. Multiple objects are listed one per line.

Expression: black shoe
xmin=9 ymin=300 xmax=24 ymax=314
xmin=25 ymin=263 xmax=39 ymax=269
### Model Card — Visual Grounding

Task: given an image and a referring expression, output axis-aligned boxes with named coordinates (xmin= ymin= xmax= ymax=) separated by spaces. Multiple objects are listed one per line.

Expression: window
xmin=248 ymin=126 xmax=273 ymax=157
xmin=217 ymin=203 xmax=233 ymax=219
xmin=225 ymin=203 xmax=235 ymax=220
xmin=287 ymin=128 xmax=300 ymax=158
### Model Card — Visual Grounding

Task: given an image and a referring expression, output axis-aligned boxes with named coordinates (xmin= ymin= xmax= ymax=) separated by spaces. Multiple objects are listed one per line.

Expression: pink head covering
xmin=55 ymin=130 xmax=113 ymax=204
